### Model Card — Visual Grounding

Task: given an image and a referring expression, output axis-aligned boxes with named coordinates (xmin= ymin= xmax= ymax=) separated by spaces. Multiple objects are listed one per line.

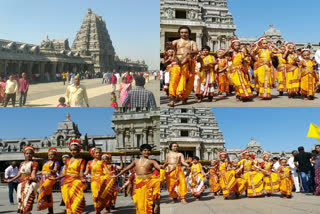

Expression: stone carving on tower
xmin=160 ymin=108 xmax=225 ymax=160
xmin=72 ymin=8 xmax=115 ymax=73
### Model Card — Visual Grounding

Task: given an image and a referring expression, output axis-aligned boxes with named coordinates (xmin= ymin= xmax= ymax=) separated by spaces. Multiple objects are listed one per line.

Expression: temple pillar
xmin=160 ymin=31 xmax=165 ymax=52
xmin=142 ymin=128 xmax=147 ymax=144
xmin=40 ymin=63 xmax=45 ymax=82
xmin=196 ymin=145 xmax=201 ymax=158
xmin=196 ymin=33 xmax=202 ymax=49
xmin=51 ymin=62 xmax=57 ymax=81
xmin=130 ymin=129 xmax=134 ymax=148
xmin=4 ymin=61 xmax=8 ymax=76
xmin=27 ymin=62 xmax=33 ymax=80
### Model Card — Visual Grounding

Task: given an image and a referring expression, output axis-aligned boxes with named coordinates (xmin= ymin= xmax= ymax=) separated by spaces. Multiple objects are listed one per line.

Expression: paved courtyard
xmin=0 ymin=186 xmax=135 ymax=214
xmin=2 ymin=77 xmax=159 ymax=107
xmin=160 ymin=88 xmax=320 ymax=107
xmin=160 ymin=190 xmax=320 ymax=214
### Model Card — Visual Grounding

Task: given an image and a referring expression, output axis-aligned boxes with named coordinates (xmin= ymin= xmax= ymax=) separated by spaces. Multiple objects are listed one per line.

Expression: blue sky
xmin=0 ymin=0 xmax=159 ymax=69
xmin=228 ymin=0 xmax=320 ymax=43
xmin=0 ymin=108 xmax=114 ymax=140
xmin=213 ymin=108 xmax=319 ymax=152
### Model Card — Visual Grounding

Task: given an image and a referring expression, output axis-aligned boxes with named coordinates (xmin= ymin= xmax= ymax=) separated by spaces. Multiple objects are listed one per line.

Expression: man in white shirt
xmin=5 ymin=161 xmax=19 ymax=205
xmin=65 ymin=76 xmax=89 ymax=107
xmin=4 ymin=75 xmax=18 ymax=107
xmin=288 ymin=150 xmax=300 ymax=192
xmin=273 ymin=157 xmax=280 ymax=171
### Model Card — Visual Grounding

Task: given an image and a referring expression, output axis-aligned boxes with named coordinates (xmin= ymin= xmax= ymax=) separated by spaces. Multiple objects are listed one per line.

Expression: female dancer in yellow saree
xmin=218 ymin=151 xmax=237 ymax=199
xmin=84 ymin=148 xmax=116 ymax=214
xmin=5 ymin=146 xmax=39 ymax=214
xmin=260 ymin=153 xmax=280 ymax=196
xmin=189 ymin=156 xmax=205 ymax=200
xmin=51 ymin=139 xmax=87 ymax=214
xmin=37 ymin=148 xmax=60 ymax=214
xmin=278 ymin=157 xmax=293 ymax=199
xmin=285 ymin=42 xmax=300 ymax=98
xmin=227 ymin=38 xmax=253 ymax=102
xmin=241 ymin=149 xmax=264 ymax=197
xmin=252 ymin=36 xmax=275 ymax=100
xmin=207 ymin=159 xmax=220 ymax=196
xmin=299 ymin=49 xmax=318 ymax=100
xmin=276 ymin=45 xmax=288 ymax=95
xmin=102 ymin=153 xmax=123 ymax=210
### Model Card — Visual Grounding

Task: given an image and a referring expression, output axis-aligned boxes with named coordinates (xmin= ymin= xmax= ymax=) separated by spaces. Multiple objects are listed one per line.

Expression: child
xmin=5 ymin=146 xmax=39 ymax=214
xmin=59 ymin=154 xmax=70 ymax=206
xmin=57 ymin=97 xmax=66 ymax=107
xmin=299 ymin=49 xmax=318 ymax=100
xmin=112 ymin=144 xmax=165 ymax=214
xmin=110 ymin=92 xmax=118 ymax=107
xmin=84 ymin=147 xmax=115 ymax=214
xmin=37 ymin=148 xmax=60 ymax=214
xmin=215 ymin=49 xmax=229 ymax=98
xmin=189 ymin=156 xmax=205 ymax=200
xmin=218 ymin=151 xmax=237 ymax=199
xmin=206 ymin=159 xmax=220 ymax=197
xmin=260 ymin=153 xmax=280 ymax=196
xmin=102 ymin=153 xmax=123 ymax=210
xmin=278 ymin=157 xmax=293 ymax=199
xmin=50 ymin=139 xmax=87 ymax=214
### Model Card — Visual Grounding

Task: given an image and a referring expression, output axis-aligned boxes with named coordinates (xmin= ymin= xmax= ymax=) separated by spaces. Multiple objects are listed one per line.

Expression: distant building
xmin=226 ymin=137 xmax=292 ymax=162
xmin=239 ymin=24 xmax=320 ymax=57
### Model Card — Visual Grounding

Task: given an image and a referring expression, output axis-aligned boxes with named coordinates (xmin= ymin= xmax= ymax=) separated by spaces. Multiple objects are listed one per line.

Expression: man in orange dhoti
xmin=164 ymin=142 xmax=189 ymax=204
xmin=112 ymin=144 xmax=164 ymax=214
xmin=37 ymin=148 xmax=60 ymax=214
xmin=168 ymin=26 xmax=198 ymax=107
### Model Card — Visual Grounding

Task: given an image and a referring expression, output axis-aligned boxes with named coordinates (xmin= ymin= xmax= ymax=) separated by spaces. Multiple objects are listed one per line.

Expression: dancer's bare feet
xmin=171 ymin=198 xmax=178 ymax=204
xmin=181 ymin=199 xmax=188 ymax=204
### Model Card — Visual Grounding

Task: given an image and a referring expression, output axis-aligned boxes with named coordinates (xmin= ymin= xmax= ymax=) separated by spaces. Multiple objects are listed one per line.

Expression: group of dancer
xmin=4 ymin=140 xmax=163 ymax=214
xmin=161 ymin=142 xmax=293 ymax=203
xmin=162 ymin=26 xmax=318 ymax=106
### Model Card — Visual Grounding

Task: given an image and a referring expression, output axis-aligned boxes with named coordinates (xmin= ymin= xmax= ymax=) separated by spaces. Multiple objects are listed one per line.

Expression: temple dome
xmin=247 ymin=137 xmax=261 ymax=147
xmin=264 ymin=23 xmax=282 ymax=37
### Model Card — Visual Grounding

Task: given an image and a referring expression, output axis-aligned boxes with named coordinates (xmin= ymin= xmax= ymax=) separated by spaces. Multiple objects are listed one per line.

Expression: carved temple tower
xmin=160 ymin=0 xmax=236 ymax=52
xmin=72 ymin=8 xmax=115 ymax=73
xmin=160 ymin=108 xmax=225 ymax=160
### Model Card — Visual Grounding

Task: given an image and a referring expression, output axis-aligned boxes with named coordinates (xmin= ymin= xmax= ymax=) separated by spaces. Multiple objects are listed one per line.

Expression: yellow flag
xmin=307 ymin=123 xmax=320 ymax=142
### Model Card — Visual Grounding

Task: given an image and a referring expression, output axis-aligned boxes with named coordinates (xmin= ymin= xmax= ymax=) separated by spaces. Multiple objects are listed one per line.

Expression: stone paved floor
xmin=160 ymin=88 xmax=320 ymax=107
xmin=1 ymin=77 xmax=159 ymax=107
xmin=160 ymin=190 xmax=320 ymax=214
xmin=0 ymin=187 xmax=135 ymax=214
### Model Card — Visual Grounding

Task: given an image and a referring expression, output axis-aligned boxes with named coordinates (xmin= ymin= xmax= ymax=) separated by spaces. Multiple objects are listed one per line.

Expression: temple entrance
xmin=178 ymin=147 xmax=195 ymax=160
